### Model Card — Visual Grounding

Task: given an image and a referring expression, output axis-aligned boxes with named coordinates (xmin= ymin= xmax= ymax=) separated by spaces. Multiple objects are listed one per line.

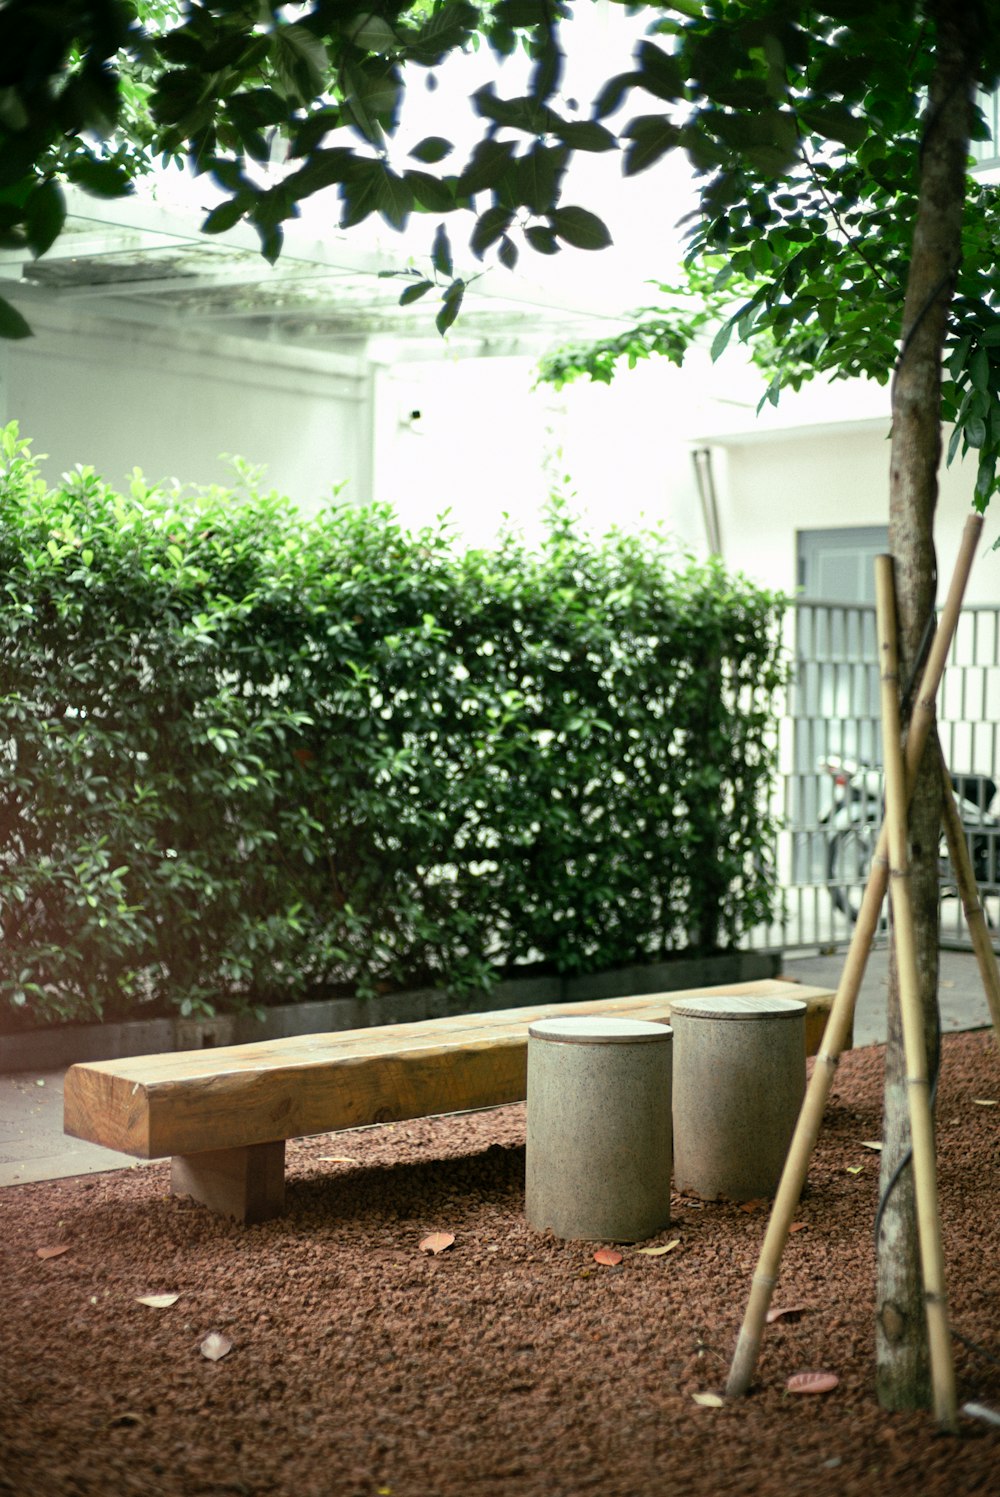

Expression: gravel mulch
xmin=2 ymin=1030 xmax=998 ymax=1497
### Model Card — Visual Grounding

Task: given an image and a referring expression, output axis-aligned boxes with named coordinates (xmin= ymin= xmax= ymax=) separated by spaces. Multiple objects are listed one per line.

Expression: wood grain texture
xmin=171 ymin=1142 xmax=286 ymax=1224
xmin=63 ymin=979 xmax=837 ymax=1159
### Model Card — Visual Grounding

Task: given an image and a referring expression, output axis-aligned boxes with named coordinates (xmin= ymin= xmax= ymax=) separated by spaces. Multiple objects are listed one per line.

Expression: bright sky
xmin=376 ymin=1 xmax=695 ymax=313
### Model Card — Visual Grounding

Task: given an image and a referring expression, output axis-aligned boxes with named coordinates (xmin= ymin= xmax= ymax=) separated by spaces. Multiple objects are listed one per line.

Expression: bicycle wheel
xmin=828 ymin=825 xmax=876 ymax=921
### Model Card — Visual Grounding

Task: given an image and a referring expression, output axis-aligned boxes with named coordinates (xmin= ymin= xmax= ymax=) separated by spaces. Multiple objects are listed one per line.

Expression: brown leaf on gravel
xmin=136 ymin=1294 xmax=179 ymax=1308
xmin=418 ymin=1232 xmax=455 ymax=1255
xmin=35 ymin=1245 xmax=70 ymax=1260
xmin=766 ymin=1304 xmax=811 ymax=1324
xmin=593 ymin=1248 xmax=623 ymax=1266
xmin=787 ymin=1370 xmax=839 ymax=1394
xmin=200 ymin=1333 xmax=233 ymax=1362
xmin=636 ymin=1240 xmax=680 ymax=1256
xmin=738 ymin=1199 xmax=768 ymax=1213
xmin=788 ymin=1222 xmax=808 ymax=1233
xmin=108 ymin=1411 xmax=144 ymax=1428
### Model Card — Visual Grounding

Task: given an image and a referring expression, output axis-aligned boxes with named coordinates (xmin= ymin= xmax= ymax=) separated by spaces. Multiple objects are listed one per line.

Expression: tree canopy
xmin=3 ymin=4 xmax=994 ymax=449
xmin=3 ymin=3 xmax=998 ymax=501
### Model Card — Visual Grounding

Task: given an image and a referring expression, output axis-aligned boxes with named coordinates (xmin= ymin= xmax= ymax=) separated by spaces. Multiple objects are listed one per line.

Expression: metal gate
xmin=749 ymin=600 xmax=1000 ymax=953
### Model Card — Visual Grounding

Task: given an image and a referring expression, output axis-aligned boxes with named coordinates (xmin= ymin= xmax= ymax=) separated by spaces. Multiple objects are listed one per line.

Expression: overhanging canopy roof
xmin=0 ymin=186 xmax=630 ymax=362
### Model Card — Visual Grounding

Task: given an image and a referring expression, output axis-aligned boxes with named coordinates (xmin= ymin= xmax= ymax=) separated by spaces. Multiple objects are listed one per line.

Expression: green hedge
xmin=0 ymin=424 xmax=787 ymax=1028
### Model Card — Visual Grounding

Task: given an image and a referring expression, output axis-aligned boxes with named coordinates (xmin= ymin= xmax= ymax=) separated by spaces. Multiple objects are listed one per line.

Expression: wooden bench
xmin=63 ymin=979 xmax=838 ymax=1224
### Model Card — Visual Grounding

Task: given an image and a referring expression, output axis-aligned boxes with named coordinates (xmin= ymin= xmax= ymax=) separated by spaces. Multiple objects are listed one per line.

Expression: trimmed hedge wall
xmin=0 ymin=425 xmax=787 ymax=1028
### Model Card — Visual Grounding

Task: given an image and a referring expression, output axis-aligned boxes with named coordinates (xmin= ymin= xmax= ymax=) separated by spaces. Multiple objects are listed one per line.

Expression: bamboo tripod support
xmin=725 ymin=511 xmax=984 ymax=1403
xmin=938 ymin=749 xmax=1000 ymax=1045
xmin=875 ymin=555 xmax=957 ymax=1433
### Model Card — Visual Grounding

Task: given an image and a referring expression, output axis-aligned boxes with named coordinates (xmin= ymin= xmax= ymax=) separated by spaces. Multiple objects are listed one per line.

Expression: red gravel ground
xmin=2 ymin=1030 xmax=998 ymax=1497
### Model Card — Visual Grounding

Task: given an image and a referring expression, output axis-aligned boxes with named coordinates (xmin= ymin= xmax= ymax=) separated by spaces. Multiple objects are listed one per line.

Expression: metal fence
xmin=747 ymin=600 xmax=1000 ymax=954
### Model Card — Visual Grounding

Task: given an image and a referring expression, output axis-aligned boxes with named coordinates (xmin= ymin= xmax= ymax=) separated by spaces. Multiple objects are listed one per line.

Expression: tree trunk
xmin=875 ymin=1 xmax=979 ymax=1411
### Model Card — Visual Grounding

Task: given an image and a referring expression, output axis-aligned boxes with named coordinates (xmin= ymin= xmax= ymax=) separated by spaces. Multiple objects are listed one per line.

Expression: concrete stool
xmin=670 ymin=994 xmax=806 ymax=1203
xmin=525 ymin=1016 xmax=673 ymax=1243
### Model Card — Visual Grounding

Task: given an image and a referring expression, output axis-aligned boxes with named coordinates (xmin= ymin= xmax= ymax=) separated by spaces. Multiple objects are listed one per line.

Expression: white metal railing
xmin=746 ymin=601 xmax=1000 ymax=954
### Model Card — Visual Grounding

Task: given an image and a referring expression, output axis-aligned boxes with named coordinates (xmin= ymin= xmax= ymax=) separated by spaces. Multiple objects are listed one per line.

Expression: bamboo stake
xmin=875 ymin=554 xmax=957 ymax=1433
xmin=725 ymin=511 xmax=983 ymax=1401
xmin=938 ymin=748 xmax=1000 ymax=1045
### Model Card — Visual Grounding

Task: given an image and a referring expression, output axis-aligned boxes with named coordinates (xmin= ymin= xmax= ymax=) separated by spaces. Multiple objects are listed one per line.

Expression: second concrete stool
xmin=525 ymin=1015 xmax=673 ymax=1243
xmin=670 ymin=994 xmax=806 ymax=1203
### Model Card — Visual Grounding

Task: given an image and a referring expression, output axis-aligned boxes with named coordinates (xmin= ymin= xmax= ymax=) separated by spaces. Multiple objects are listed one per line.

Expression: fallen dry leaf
xmin=691 ymin=1392 xmax=725 ymax=1408
xmin=738 ymin=1199 xmax=768 ymax=1213
xmin=787 ymin=1370 xmax=839 ymax=1394
xmin=846 ymin=1165 xmax=864 ymax=1175
xmin=637 ymin=1239 xmax=681 ymax=1256
xmin=860 ymin=1140 xmax=883 ymax=1151
xmin=108 ymin=1411 xmax=144 ymax=1429
xmin=418 ymin=1232 xmax=455 ymax=1255
xmin=200 ymin=1332 xmax=233 ymax=1362
xmin=788 ymin=1222 xmax=808 ymax=1234
xmin=35 ymin=1245 xmax=70 ymax=1260
xmin=972 ymin=1099 xmax=998 ymax=1107
xmin=136 ymin=1293 xmax=180 ymax=1309
xmin=318 ymin=1156 xmax=361 ymax=1165
xmin=593 ymin=1248 xmax=623 ymax=1266
xmin=766 ymin=1304 xmax=811 ymax=1325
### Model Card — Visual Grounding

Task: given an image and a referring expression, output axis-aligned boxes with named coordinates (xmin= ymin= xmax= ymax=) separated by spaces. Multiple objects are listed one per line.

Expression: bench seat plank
xmin=64 ymin=980 xmax=836 ymax=1165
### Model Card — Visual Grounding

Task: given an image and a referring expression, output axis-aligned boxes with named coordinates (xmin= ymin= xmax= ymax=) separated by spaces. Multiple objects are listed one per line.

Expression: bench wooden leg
xmin=171 ymin=1141 xmax=286 ymax=1224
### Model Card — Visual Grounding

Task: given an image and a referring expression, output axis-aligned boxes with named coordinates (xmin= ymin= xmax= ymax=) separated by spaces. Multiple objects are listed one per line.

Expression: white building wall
xmin=709 ymin=420 xmax=1000 ymax=607
xmin=0 ymin=300 xmax=372 ymax=509
xmin=370 ymin=351 xmax=705 ymax=553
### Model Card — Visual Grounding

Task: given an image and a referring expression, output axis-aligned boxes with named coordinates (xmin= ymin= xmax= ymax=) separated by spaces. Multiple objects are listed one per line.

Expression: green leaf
xmin=345 ymin=15 xmax=399 ymax=51
xmin=25 ymin=181 xmax=66 ymax=259
xmin=405 ymin=170 xmax=455 ymax=213
xmin=549 ymin=206 xmax=612 ymax=251
xmin=272 ymin=23 xmax=329 ymax=105
xmin=526 ymin=224 xmax=560 ymax=255
xmin=340 ymin=163 xmax=383 ymax=229
xmin=970 ymin=345 xmax=990 ymax=392
xmin=399 ymin=280 xmax=434 ymax=306
xmin=711 ymin=319 xmax=734 ymax=361
xmin=947 ymin=334 xmax=972 ymax=377
xmin=557 ymin=121 xmax=617 ymax=153
xmin=975 ymin=455 xmax=995 ymax=501
xmin=622 ymin=115 xmax=681 ymax=176
xmin=202 ymin=198 xmax=246 ymax=235
xmin=593 ymin=72 xmax=639 ymax=121
xmin=635 ymin=42 xmax=683 ymax=103
xmin=411 ymin=1 xmax=479 ymax=64
xmin=432 ymin=223 xmax=454 ymax=279
xmin=409 ymin=136 xmax=454 ymax=165
xmin=498 ymin=235 xmax=518 ymax=271
xmin=966 ymin=414 xmax=987 ymax=448
xmin=797 ymin=102 xmax=867 ymax=150
xmin=0 ymin=296 xmax=32 ymax=340
xmin=436 ymin=279 xmax=465 ymax=336
xmin=471 ymin=205 xmax=514 ymax=260
xmin=457 ymin=138 xmax=517 ymax=196
xmin=376 ymin=168 xmax=413 ymax=231
xmin=67 ymin=156 xmax=133 ymax=200
xmin=946 ymin=422 xmax=963 ymax=466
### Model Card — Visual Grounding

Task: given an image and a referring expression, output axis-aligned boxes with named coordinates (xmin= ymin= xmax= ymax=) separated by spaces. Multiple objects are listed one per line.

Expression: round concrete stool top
xmin=669 ymin=994 xmax=806 ymax=1022
xmin=528 ymin=1016 xmax=672 ymax=1044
